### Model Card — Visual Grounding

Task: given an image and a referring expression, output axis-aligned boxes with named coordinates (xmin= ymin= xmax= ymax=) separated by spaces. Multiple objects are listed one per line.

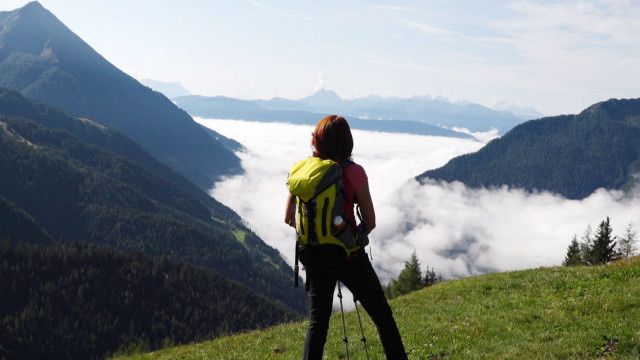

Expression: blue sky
xmin=4 ymin=0 xmax=640 ymax=115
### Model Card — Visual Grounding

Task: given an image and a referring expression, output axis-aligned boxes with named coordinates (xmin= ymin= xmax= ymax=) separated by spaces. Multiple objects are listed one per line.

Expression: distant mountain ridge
xmin=140 ymin=78 xmax=191 ymax=98
xmin=418 ymin=98 xmax=640 ymax=199
xmin=294 ymin=89 xmax=525 ymax=132
xmin=176 ymin=88 xmax=529 ymax=135
xmin=174 ymin=95 xmax=474 ymax=139
xmin=0 ymin=1 xmax=239 ymax=189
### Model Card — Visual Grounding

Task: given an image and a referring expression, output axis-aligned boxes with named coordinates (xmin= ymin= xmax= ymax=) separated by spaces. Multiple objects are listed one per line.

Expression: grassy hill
xmin=115 ymin=257 xmax=640 ymax=359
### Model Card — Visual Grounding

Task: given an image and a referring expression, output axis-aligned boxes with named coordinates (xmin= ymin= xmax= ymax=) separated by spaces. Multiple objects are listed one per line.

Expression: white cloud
xmin=198 ymin=118 xmax=640 ymax=285
xmin=314 ymin=72 xmax=328 ymax=92
xmin=450 ymin=127 xmax=500 ymax=143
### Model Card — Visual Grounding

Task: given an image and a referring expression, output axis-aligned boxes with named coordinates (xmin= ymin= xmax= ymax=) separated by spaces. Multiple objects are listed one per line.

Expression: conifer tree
xmin=580 ymin=224 xmax=594 ymax=265
xmin=395 ymin=251 xmax=423 ymax=293
xmin=387 ymin=251 xmax=423 ymax=298
xmin=422 ymin=265 xmax=441 ymax=286
xmin=589 ymin=217 xmax=617 ymax=264
xmin=618 ymin=222 xmax=638 ymax=258
xmin=563 ymin=235 xmax=583 ymax=266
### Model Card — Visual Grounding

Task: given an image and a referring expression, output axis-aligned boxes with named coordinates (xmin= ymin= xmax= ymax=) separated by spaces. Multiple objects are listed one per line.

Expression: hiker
xmin=285 ymin=115 xmax=408 ymax=360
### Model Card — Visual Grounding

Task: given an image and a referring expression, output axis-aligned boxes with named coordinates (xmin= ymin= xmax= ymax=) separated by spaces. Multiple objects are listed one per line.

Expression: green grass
xmin=232 ymin=229 xmax=247 ymax=244
xmin=114 ymin=257 xmax=640 ymax=359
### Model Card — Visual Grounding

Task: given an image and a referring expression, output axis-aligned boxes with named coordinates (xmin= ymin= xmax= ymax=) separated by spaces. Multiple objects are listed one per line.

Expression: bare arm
xmin=284 ymin=193 xmax=296 ymax=227
xmin=354 ymin=183 xmax=375 ymax=234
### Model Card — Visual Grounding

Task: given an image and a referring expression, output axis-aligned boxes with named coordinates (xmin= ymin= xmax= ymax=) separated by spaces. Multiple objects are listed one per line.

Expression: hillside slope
xmin=0 ymin=242 xmax=295 ymax=360
xmin=0 ymin=89 xmax=307 ymax=313
xmin=0 ymin=2 xmax=239 ymax=189
xmin=418 ymin=98 xmax=640 ymax=199
xmin=117 ymin=258 xmax=640 ymax=359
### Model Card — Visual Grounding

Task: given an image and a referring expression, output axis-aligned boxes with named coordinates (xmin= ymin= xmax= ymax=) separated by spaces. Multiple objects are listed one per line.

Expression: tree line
xmin=564 ymin=217 xmax=638 ymax=266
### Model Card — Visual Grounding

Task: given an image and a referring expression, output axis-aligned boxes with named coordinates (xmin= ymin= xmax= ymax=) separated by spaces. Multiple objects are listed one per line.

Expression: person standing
xmin=285 ymin=115 xmax=408 ymax=359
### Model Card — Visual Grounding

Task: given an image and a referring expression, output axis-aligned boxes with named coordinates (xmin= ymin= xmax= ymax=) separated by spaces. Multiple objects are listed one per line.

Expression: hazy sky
xmin=5 ymin=0 xmax=640 ymax=115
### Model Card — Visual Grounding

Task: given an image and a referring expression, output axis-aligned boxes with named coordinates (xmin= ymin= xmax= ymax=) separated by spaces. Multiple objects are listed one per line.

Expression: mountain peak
xmin=21 ymin=1 xmax=46 ymax=11
xmin=8 ymin=1 xmax=54 ymax=22
xmin=0 ymin=1 xmax=107 ymax=68
xmin=299 ymin=88 xmax=343 ymax=108
xmin=308 ymin=88 xmax=341 ymax=99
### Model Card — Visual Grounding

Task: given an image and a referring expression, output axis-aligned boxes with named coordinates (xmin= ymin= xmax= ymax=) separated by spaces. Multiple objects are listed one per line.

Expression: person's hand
xmin=355 ymin=223 xmax=369 ymax=247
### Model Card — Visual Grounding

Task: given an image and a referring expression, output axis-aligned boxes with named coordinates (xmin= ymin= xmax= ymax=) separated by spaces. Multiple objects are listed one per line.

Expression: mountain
xmin=418 ymin=98 xmax=640 ymax=199
xmin=0 ymin=196 xmax=52 ymax=245
xmin=0 ymin=88 xmax=307 ymax=313
xmin=174 ymin=95 xmax=474 ymax=139
xmin=249 ymin=89 xmax=527 ymax=133
xmin=492 ymin=100 xmax=544 ymax=120
xmin=0 ymin=242 xmax=295 ymax=360
xmin=115 ymin=257 xmax=640 ymax=359
xmin=0 ymin=2 xmax=239 ymax=190
xmin=299 ymin=88 xmax=344 ymax=109
xmin=140 ymin=78 xmax=191 ymax=98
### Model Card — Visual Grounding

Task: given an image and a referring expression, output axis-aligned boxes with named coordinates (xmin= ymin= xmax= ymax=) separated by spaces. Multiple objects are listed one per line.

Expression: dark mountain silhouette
xmin=0 ymin=1 xmax=239 ymax=189
xmin=174 ymin=95 xmax=474 ymax=139
xmin=0 ymin=242 xmax=295 ymax=360
xmin=0 ymin=196 xmax=52 ymax=245
xmin=418 ymin=98 xmax=640 ymax=199
xmin=0 ymin=88 xmax=307 ymax=313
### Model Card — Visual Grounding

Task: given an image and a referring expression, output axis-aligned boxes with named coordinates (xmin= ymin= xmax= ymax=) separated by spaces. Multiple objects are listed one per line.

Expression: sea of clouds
xmin=197 ymin=118 xmax=640 ymax=283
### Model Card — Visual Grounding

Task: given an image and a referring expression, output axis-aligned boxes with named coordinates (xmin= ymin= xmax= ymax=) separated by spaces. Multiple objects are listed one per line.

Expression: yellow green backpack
xmin=287 ymin=157 xmax=357 ymax=253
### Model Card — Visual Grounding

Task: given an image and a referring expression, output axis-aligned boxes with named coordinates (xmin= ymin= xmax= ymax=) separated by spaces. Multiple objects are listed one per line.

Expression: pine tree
xmin=589 ymin=217 xmax=617 ymax=264
xmin=388 ymin=251 xmax=423 ymax=298
xmin=422 ymin=265 xmax=441 ymax=286
xmin=580 ymin=224 xmax=594 ymax=265
xmin=397 ymin=252 xmax=423 ymax=293
xmin=563 ymin=235 xmax=582 ymax=266
xmin=618 ymin=222 xmax=638 ymax=258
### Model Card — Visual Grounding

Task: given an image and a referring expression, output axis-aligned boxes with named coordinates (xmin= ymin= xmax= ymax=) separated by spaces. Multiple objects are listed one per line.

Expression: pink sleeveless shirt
xmin=342 ymin=162 xmax=368 ymax=231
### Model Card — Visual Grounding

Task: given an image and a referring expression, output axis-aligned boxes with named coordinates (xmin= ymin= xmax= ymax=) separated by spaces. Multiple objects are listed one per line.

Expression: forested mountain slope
xmin=0 ymin=1 xmax=239 ymax=189
xmin=0 ymin=196 xmax=52 ymax=245
xmin=0 ymin=242 xmax=295 ymax=360
xmin=0 ymin=89 xmax=307 ymax=313
xmin=418 ymin=98 xmax=640 ymax=199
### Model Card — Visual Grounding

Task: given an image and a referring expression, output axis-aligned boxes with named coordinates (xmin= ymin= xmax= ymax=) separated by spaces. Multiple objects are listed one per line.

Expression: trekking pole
xmin=353 ymin=296 xmax=371 ymax=360
xmin=293 ymin=241 xmax=299 ymax=287
xmin=337 ymin=281 xmax=350 ymax=360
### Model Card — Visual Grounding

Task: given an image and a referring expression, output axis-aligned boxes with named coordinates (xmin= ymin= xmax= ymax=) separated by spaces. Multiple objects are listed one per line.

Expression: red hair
xmin=312 ymin=115 xmax=353 ymax=161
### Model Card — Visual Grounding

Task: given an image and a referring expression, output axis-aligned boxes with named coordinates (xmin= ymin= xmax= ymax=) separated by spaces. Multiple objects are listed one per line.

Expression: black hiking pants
xmin=299 ymin=246 xmax=407 ymax=360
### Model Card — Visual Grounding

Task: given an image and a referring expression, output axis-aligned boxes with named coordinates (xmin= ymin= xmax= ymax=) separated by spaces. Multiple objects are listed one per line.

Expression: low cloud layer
xmin=198 ymin=118 xmax=640 ymax=284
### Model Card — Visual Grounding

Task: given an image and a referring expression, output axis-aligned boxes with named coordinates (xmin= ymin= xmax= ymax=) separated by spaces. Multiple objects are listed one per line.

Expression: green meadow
xmin=116 ymin=257 xmax=640 ymax=359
